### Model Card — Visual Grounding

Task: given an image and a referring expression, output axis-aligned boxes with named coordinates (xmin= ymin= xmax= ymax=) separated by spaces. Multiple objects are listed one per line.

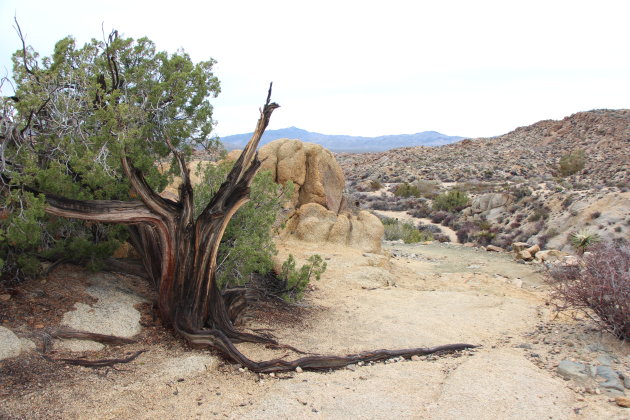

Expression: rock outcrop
xmin=469 ymin=193 xmax=512 ymax=214
xmin=258 ymin=139 xmax=384 ymax=252
xmin=258 ymin=139 xmax=346 ymax=213
xmin=156 ymin=139 xmax=384 ymax=253
xmin=282 ymin=203 xmax=384 ymax=253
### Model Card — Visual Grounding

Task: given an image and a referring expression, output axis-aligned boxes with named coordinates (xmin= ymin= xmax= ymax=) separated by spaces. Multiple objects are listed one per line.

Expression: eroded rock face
xmin=470 ymin=193 xmax=513 ymax=214
xmin=259 ymin=139 xmax=346 ymax=213
xmin=283 ymin=203 xmax=384 ymax=253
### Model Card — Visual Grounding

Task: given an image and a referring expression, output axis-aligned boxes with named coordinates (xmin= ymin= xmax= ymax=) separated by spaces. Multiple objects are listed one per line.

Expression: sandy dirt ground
xmin=1 ymin=240 xmax=628 ymax=419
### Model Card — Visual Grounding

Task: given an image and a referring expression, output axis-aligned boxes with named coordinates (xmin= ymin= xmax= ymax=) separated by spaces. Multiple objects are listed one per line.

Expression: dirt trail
xmin=1 ymin=240 xmax=628 ymax=419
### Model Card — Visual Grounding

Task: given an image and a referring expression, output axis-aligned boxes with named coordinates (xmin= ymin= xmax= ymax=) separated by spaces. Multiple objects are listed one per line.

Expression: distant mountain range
xmin=220 ymin=127 xmax=465 ymax=152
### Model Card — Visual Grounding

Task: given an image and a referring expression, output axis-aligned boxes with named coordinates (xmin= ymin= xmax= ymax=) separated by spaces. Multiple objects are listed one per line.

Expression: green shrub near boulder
xmin=382 ymin=218 xmax=433 ymax=243
xmin=194 ymin=161 xmax=294 ymax=289
xmin=432 ymin=190 xmax=470 ymax=212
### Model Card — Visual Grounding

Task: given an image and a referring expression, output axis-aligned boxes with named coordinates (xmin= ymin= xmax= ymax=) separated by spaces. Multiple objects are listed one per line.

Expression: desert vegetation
xmin=547 ymin=242 xmax=630 ymax=341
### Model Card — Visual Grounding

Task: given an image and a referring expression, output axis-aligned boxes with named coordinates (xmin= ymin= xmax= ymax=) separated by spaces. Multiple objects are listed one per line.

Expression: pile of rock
xmin=557 ymin=359 xmax=629 ymax=397
xmin=512 ymin=242 xmax=569 ymax=263
xmin=513 ymin=242 xmax=541 ymax=261
xmin=258 ymin=139 xmax=384 ymax=253
xmin=258 ymin=139 xmax=346 ymax=213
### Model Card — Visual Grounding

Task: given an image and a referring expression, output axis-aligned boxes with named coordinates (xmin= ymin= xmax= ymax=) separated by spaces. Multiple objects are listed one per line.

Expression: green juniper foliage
xmin=1 ymin=29 xmax=220 ymax=282
xmin=280 ymin=254 xmax=327 ymax=302
xmin=193 ymin=161 xmax=294 ymax=289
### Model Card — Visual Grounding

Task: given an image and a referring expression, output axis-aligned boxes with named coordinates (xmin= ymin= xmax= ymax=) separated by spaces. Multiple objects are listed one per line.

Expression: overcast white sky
xmin=1 ymin=0 xmax=629 ymax=138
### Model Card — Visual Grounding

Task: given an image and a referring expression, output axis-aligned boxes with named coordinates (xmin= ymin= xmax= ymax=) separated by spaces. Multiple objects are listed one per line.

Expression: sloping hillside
xmin=338 ymin=109 xmax=630 ymax=186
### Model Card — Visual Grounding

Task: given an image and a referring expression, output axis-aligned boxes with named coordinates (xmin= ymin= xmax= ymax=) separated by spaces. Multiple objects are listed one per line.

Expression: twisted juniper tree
xmin=1 ymin=27 xmax=474 ymax=372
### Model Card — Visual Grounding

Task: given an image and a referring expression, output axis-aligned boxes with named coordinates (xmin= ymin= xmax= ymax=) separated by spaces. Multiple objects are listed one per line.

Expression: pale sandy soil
xmin=1 ymin=240 xmax=628 ymax=419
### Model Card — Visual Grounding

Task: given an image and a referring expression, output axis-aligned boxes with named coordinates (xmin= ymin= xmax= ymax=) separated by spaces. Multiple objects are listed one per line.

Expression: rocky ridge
xmin=337 ymin=109 xmax=629 ymax=186
xmin=338 ymin=110 xmax=630 ymax=252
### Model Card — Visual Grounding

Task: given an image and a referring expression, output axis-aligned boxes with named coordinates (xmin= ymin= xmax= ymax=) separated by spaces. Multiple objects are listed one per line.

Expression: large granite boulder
xmin=282 ymin=203 xmax=384 ymax=253
xmin=470 ymin=193 xmax=513 ymax=214
xmin=258 ymin=139 xmax=346 ymax=213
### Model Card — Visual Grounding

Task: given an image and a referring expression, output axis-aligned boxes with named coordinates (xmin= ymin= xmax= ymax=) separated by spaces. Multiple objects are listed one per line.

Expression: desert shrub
xmin=432 ymin=190 xmax=470 ymax=212
xmin=194 ymin=162 xmax=294 ymax=289
xmin=433 ymin=234 xmax=451 ymax=243
xmin=413 ymin=180 xmax=440 ymax=199
xmin=454 ymin=181 xmax=499 ymax=194
xmin=510 ymin=185 xmax=533 ymax=200
xmin=393 ymin=182 xmax=421 ymax=198
xmin=402 ymin=228 xmax=433 ymax=244
xmin=441 ymin=213 xmax=458 ymax=227
xmin=430 ymin=211 xmax=450 ymax=224
xmin=382 ymin=218 xmax=433 ymax=243
xmin=493 ymin=234 xmax=514 ymax=249
xmin=558 ymin=149 xmax=586 ymax=176
xmin=406 ymin=203 xmax=432 ymax=218
xmin=545 ymin=228 xmax=559 ymax=238
xmin=561 ymin=194 xmax=577 ymax=209
xmin=417 ymin=224 xmax=443 ymax=235
xmin=279 ymin=254 xmax=327 ymax=301
xmin=547 ymin=242 xmax=630 ymax=340
xmin=590 ymin=211 xmax=601 ymax=219
xmin=528 ymin=206 xmax=550 ymax=222
xmin=368 ymin=200 xmax=390 ymax=211
xmin=569 ymin=228 xmax=600 ymax=255
xmin=369 ymin=180 xmax=383 ymax=191
xmin=475 ymin=230 xmax=495 ymax=246
xmin=456 ymin=227 xmax=471 ymax=243
xmin=546 ymin=264 xmax=581 ymax=282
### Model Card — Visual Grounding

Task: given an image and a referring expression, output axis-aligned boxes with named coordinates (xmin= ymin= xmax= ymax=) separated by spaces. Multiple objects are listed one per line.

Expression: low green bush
xmin=194 ymin=161 xmax=294 ymax=289
xmin=432 ymin=190 xmax=469 ymax=212
xmin=559 ymin=149 xmax=586 ymax=176
xmin=393 ymin=182 xmax=421 ymax=198
xmin=369 ymin=180 xmax=383 ymax=191
xmin=383 ymin=218 xmax=433 ymax=243
xmin=279 ymin=254 xmax=327 ymax=301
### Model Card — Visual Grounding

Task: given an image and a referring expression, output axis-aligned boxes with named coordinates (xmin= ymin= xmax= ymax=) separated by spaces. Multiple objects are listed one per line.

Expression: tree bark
xmin=39 ymin=85 xmax=477 ymax=372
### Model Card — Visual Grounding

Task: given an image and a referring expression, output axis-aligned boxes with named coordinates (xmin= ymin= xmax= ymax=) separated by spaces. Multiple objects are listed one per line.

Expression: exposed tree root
xmin=44 ymin=350 xmax=146 ymax=368
xmin=38 ymin=328 xmax=138 ymax=353
xmin=50 ymin=329 xmax=138 ymax=345
xmin=179 ymin=326 xmax=477 ymax=373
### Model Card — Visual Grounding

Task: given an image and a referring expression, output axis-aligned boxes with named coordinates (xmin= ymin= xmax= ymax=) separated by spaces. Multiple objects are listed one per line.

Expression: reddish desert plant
xmin=547 ymin=242 xmax=630 ymax=340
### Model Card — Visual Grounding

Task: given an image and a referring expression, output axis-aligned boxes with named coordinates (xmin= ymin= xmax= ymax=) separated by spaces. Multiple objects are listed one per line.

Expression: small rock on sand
xmin=0 ymin=326 xmax=23 ymax=360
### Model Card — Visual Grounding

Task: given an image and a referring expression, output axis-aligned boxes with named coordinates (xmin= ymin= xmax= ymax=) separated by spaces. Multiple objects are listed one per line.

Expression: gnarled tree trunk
xmin=42 ymin=86 xmax=476 ymax=372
